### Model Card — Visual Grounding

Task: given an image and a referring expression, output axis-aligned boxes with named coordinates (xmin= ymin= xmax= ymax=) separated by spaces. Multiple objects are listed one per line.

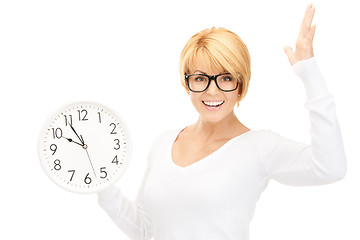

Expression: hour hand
xmin=62 ymin=136 xmax=84 ymax=147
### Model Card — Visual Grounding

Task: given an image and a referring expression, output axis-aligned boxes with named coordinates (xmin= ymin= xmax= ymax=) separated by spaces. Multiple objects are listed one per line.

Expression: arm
xmin=260 ymin=57 xmax=346 ymax=186
xmin=97 ymin=140 xmax=157 ymax=240
xmin=260 ymin=4 xmax=346 ymax=186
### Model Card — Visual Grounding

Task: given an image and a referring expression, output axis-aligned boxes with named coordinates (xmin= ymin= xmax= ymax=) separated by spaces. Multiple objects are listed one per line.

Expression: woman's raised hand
xmin=284 ymin=3 xmax=316 ymax=65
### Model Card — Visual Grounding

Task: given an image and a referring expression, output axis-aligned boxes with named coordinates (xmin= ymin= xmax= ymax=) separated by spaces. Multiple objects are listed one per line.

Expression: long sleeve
xmin=97 ymin=140 xmax=157 ymax=240
xmin=260 ymin=57 xmax=347 ymax=186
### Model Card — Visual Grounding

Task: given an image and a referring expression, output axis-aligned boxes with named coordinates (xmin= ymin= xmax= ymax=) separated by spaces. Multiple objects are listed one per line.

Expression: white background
xmin=1 ymin=0 xmax=359 ymax=239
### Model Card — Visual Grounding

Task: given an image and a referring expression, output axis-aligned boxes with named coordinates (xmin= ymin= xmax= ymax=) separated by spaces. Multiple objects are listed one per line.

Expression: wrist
xmin=97 ymin=184 xmax=119 ymax=199
xmin=292 ymin=57 xmax=330 ymax=100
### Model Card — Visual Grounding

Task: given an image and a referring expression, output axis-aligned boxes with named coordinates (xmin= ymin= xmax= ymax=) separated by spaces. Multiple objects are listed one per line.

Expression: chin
xmin=199 ymin=111 xmax=231 ymax=124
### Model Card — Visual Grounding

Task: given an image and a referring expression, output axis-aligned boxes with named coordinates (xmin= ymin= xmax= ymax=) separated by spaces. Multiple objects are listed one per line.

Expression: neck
xmin=193 ymin=111 xmax=243 ymax=139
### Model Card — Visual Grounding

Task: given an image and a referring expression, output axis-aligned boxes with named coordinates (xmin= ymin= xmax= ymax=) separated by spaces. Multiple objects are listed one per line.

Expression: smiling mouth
xmin=202 ymin=101 xmax=225 ymax=107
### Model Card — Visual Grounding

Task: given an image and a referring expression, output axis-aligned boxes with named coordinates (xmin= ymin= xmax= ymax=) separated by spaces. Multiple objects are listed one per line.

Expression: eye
xmin=220 ymin=75 xmax=233 ymax=82
xmin=194 ymin=76 xmax=206 ymax=82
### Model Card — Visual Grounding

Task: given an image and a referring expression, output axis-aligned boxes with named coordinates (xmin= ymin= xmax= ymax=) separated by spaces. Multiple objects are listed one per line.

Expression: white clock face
xmin=38 ymin=102 xmax=131 ymax=193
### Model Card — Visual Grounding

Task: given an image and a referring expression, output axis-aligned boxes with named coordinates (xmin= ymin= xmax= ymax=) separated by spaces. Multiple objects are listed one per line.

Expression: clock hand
xmin=68 ymin=121 xmax=85 ymax=145
xmin=85 ymin=147 xmax=97 ymax=178
xmin=61 ymin=136 xmax=84 ymax=147
xmin=81 ymin=135 xmax=97 ymax=178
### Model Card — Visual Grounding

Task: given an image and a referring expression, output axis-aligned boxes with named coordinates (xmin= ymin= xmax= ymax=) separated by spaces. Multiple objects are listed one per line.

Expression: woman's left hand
xmin=284 ymin=3 xmax=316 ymax=65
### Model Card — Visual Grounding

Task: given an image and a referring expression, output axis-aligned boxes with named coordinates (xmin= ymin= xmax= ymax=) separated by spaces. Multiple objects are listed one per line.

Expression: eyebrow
xmin=193 ymin=70 xmax=229 ymax=75
xmin=193 ymin=70 xmax=207 ymax=74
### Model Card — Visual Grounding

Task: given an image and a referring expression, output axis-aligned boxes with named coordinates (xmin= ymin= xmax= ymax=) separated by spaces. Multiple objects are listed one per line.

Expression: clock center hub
xmin=83 ymin=144 xmax=88 ymax=149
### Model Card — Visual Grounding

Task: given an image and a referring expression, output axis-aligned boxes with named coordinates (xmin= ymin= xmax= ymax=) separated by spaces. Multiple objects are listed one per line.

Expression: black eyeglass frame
xmin=184 ymin=73 xmax=240 ymax=93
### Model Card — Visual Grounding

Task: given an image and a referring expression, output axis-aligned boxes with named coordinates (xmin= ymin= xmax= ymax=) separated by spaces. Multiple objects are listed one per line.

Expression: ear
xmin=236 ymin=82 xmax=242 ymax=102
xmin=237 ymin=83 xmax=242 ymax=96
xmin=185 ymin=84 xmax=190 ymax=95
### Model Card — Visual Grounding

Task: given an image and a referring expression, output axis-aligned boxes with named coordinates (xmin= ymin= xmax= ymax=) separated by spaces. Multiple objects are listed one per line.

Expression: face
xmin=187 ymin=60 xmax=240 ymax=124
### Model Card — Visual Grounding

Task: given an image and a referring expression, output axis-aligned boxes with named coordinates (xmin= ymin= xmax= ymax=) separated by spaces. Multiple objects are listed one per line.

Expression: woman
xmin=98 ymin=4 xmax=346 ymax=240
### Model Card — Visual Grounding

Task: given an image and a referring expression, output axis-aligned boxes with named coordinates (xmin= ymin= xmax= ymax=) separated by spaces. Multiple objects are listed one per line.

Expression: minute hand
xmin=68 ymin=121 xmax=85 ymax=145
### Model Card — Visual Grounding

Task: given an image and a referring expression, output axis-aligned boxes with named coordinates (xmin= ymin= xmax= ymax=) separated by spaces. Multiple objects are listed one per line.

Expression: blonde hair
xmin=179 ymin=27 xmax=251 ymax=104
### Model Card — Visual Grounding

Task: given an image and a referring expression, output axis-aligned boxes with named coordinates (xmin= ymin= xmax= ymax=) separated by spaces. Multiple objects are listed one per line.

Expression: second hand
xmin=81 ymin=134 xmax=97 ymax=178
xmin=85 ymin=148 xmax=97 ymax=178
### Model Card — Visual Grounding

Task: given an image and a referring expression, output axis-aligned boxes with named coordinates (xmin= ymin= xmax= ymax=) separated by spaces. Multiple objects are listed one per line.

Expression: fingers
xmin=284 ymin=46 xmax=294 ymax=65
xmin=284 ymin=4 xmax=316 ymax=65
xmin=300 ymin=3 xmax=316 ymax=33
xmin=309 ymin=24 xmax=316 ymax=41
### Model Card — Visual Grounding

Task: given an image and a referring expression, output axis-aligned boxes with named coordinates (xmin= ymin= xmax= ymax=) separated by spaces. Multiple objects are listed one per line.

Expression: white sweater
xmin=97 ymin=57 xmax=347 ymax=240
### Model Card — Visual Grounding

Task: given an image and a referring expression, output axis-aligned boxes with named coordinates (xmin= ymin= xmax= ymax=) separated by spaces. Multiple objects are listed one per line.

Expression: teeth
xmin=203 ymin=101 xmax=224 ymax=107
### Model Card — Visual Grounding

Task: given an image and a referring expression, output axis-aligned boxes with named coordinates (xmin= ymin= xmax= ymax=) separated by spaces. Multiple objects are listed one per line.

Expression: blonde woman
xmin=98 ymin=4 xmax=346 ymax=240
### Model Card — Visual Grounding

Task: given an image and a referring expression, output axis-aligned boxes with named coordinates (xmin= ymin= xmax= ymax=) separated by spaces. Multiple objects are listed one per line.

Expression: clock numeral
xmin=97 ymin=112 xmax=101 ymax=123
xmin=100 ymin=167 xmax=107 ymax=179
xmin=110 ymin=123 xmax=117 ymax=134
xmin=68 ymin=170 xmax=75 ymax=181
xmin=51 ymin=128 xmax=63 ymax=139
xmin=84 ymin=173 xmax=92 ymax=184
xmin=114 ymin=139 xmax=120 ymax=150
xmin=54 ymin=159 xmax=61 ymax=171
xmin=64 ymin=115 xmax=73 ymax=126
xmin=77 ymin=109 xmax=88 ymax=121
xmin=112 ymin=155 xmax=119 ymax=165
xmin=50 ymin=144 xmax=57 ymax=155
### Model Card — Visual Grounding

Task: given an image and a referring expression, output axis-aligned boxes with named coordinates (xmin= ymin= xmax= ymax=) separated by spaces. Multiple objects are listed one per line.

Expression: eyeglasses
xmin=185 ymin=73 xmax=239 ymax=93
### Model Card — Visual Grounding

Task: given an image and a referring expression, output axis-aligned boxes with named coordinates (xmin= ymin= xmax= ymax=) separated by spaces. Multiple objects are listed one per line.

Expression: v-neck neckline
xmin=170 ymin=128 xmax=253 ymax=169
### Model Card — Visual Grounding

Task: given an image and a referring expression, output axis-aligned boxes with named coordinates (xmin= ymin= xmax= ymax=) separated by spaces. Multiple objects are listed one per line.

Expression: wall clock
xmin=38 ymin=102 xmax=131 ymax=193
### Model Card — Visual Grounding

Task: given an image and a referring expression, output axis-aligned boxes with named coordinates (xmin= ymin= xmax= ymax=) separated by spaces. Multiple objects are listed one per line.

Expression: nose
xmin=206 ymin=78 xmax=220 ymax=95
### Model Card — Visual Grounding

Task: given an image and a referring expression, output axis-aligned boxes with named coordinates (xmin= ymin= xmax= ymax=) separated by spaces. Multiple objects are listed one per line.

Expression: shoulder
xmin=254 ymin=129 xmax=308 ymax=158
xmin=155 ymin=128 xmax=181 ymax=141
xmin=146 ymin=128 xmax=181 ymax=167
xmin=150 ymin=128 xmax=182 ymax=148
xmin=242 ymin=128 xmax=277 ymax=140
xmin=243 ymin=129 xmax=287 ymax=148
xmin=252 ymin=128 xmax=287 ymax=138
xmin=255 ymin=129 xmax=291 ymax=144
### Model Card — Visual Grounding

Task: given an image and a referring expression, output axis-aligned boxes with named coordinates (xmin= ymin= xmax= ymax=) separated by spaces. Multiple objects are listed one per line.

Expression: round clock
xmin=38 ymin=102 xmax=132 ymax=194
